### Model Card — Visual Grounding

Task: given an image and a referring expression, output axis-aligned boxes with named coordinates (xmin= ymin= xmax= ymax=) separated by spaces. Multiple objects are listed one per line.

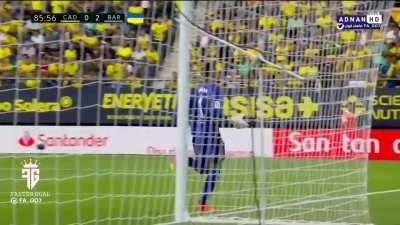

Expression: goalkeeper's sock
xmin=188 ymin=157 xmax=195 ymax=168
xmin=175 ymin=157 xmax=206 ymax=174
xmin=188 ymin=157 xmax=206 ymax=174
xmin=199 ymin=168 xmax=220 ymax=206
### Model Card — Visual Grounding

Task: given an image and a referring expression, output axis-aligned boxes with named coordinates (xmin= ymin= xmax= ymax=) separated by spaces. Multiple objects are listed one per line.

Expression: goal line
xmin=157 ymin=189 xmax=400 ymax=225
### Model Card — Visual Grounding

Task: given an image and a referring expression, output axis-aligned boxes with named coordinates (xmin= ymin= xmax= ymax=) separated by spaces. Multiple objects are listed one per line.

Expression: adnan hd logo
xmin=17 ymin=131 xmax=109 ymax=150
xmin=336 ymin=13 xmax=382 ymax=30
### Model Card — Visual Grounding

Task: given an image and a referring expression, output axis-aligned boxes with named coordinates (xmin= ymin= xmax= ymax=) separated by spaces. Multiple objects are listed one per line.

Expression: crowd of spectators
xmin=186 ymin=1 xmax=394 ymax=90
xmin=0 ymin=1 xmax=397 ymax=89
xmin=0 ymin=1 xmax=176 ymax=88
xmin=377 ymin=8 xmax=400 ymax=88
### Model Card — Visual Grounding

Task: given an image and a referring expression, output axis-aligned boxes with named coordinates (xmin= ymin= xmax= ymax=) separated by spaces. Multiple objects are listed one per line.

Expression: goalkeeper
xmin=187 ymin=72 xmax=248 ymax=212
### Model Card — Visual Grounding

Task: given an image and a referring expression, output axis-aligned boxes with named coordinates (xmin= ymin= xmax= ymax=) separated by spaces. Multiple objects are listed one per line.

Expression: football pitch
xmin=0 ymin=155 xmax=399 ymax=225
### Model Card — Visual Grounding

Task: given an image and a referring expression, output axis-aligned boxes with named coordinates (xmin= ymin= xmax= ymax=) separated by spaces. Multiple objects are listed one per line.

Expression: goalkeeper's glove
xmin=230 ymin=115 xmax=249 ymax=129
xmin=243 ymin=116 xmax=258 ymax=127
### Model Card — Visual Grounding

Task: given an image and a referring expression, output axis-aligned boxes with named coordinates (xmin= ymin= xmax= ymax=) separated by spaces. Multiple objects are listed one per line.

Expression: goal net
xmin=0 ymin=1 xmax=394 ymax=225
xmin=177 ymin=1 xmax=394 ymax=225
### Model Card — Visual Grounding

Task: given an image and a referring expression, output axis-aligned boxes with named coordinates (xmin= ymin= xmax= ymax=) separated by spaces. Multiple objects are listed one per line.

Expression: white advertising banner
xmin=0 ymin=126 xmax=273 ymax=157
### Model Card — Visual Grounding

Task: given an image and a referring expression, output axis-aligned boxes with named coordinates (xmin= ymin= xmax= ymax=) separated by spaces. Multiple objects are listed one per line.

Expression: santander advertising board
xmin=273 ymin=129 xmax=400 ymax=160
xmin=18 ymin=131 xmax=108 ymax=149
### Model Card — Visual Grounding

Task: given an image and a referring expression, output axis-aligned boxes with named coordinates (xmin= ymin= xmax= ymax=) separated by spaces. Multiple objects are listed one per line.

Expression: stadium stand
xmin=0 ymin=1 xmax=176 ymax=88
xmin=0 ymin=1 xmax=397 ymax=89
xmin=377 ymin=7 xmax=400 ymax=88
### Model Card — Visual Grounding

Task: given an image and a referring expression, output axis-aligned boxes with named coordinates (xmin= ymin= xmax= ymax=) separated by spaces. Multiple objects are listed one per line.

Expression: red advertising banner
xmin=273 ymin=129 xmax=400 ymax=160
xmin=369 ymin=129 xmax=400 ymax=160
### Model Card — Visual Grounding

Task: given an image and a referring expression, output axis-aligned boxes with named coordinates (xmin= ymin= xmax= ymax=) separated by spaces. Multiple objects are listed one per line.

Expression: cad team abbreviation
xmin=31 ymin=13 xmax=125 ymax=23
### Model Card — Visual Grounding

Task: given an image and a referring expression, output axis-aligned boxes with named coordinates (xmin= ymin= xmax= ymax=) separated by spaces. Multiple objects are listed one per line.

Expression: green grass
xmin=368 ymin=161 xmax=400 ymax=225
xmin=0 ymin=155 xmax=398 ymax=225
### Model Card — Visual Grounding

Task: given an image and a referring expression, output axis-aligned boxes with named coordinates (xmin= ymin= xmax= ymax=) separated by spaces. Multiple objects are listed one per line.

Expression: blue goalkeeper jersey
xmin=190 ymin=81 xmax=224 ymax=139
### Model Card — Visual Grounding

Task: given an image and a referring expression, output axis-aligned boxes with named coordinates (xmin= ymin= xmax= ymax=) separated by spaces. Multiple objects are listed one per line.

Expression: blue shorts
xmin=192 ymin=136 xmax=225 ymax=170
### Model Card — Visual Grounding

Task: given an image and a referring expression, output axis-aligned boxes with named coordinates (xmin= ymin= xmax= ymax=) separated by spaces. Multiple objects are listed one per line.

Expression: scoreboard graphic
xmin=31 ymin=13 xmax=128 ymax=23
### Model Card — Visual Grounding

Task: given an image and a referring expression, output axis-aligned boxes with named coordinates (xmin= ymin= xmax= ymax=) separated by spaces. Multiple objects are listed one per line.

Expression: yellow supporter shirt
xmin=259 ymin=16 xmax=278 ymax=29
xmin=95 ymin=24 xmax=106 ymax=33
xmin=228 ymin=34 xmax=241 ymax=45
xmin=246 ymin=48 xmax=261 ymax=59
xmin=305 ymin=48 xmax=320 ymax=57
xmin=337 ymin=59 xmax=352 ymax=72
xmin=353 ymin=47 xmax=371 ymax=69
xmin=70 ymin=78 xmax=82 ymax=88
xmin=314 ymin=2 xmax=327 ymax=16
xmin=95 ymin=23 xmax=115 ymax=33
xmin=0 ymin=3 xmax=11 ymax=20
xmin=343 ymin=1 xmax=356 ymax=9
xmin=31 ymin=1 xmax=44 ymax=11
xmin=316 ymin=15 xmax=332 ymax=29
xmin=0 ymin=20 xmax=20 ymax=34
xmin=190 ymin=47 xmax=200 ymax=60
xmin=0 ymin=23 xmax=11 ymax=34
xmin=116 ymin=47 xmax=133 ymax=58
xmin=389 ymin=46 xmax=399 ymax=55
xmin=342 ymin=1 xmax=356 ymax=14
xmin=269 ymin=33 xmax=284 ymax=44
xmin=51 ymin=1 xmax=70 ymax=13
xmin=19 ymin=62 xmax=36 ymax=75
xmin=0 ymin=47 xmax=12 ymax=59
xmin=340 ymin=31 xmax=356 ymax=42
xmin=48 ymin=63 xmax=59 ymax=76
xmin=276 ymin=45 xmax=291 ymax=61
xmin=63 ymin=62 xmax=79 ymax=76
xmin=25 ymin=79 xmax=41 ymax=88
xmin=61 ymin=23 xmax=80 ymax=33
xmin=107 ymin=63 xmax=125 ymax=80
xmin=281 ymin=2 xmax=297 ymax=17
xmin=151 ymin=22 xmax=168 ymax=42
xmin=276 ymin=45 xmax=291 ymax=53
xmin=144 ymin=49 xmax=160 ymax=62
xmin=392 ymin=9 xmax=400 ymax=24
xmin=262 ymin=64 xmax=279 ymax=76
xmin=137 ymin=35 xmax=149 ymax=50
xmin=298 ymin=66 xmax=318 ymax=76
xmin=191 ymin=61 xmax=203 ymax=74
xmin=210 ymin=20 xmax=223 ymax=32
xmin=83 ymin=36 xmax=98 ymax=47
xmin=71 ymin=34 xmax=85 ymax=43
xmin=233 ymin=49 xmax=243 ymax=62
xmin=8 ymin=20 xmax=22 ymax=34
xmin=206 ymin=47 xmax=217 ymax=58
xmin=3 ymin=34 xmax=16 ymax=45
xmin=372 ymin=30 xmax=382 ymax=40
xmin=283 ymin=62 xmax=294 ymax=71
xmin=126 ymin=76 xmax=142 ymax=89
xmin=42 ymin=23 xmax=56 ymax=32
xmin=175 ymin=1 xmax=181 ymax=11
xmin=64 ymin=49 xmax=77 ymax=59
xmin=0 ymin=61 xmax=13 ymax=74
xmin=225 ymin=21 xmax=235 ymax=31
xmin=215 ymin=61 xmax=224 ymax=72
xmin=298 ymin=3 xmax=311 ymax=16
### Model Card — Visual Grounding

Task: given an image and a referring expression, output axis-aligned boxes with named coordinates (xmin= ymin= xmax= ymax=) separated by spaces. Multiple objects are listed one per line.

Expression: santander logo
xmin=18 ymin=131 xmax=35 ymax=147
xmin=273 ymin=129 xmax=379 ymax=159
xmin=17 ymin=131 xmax=109 ymax=149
